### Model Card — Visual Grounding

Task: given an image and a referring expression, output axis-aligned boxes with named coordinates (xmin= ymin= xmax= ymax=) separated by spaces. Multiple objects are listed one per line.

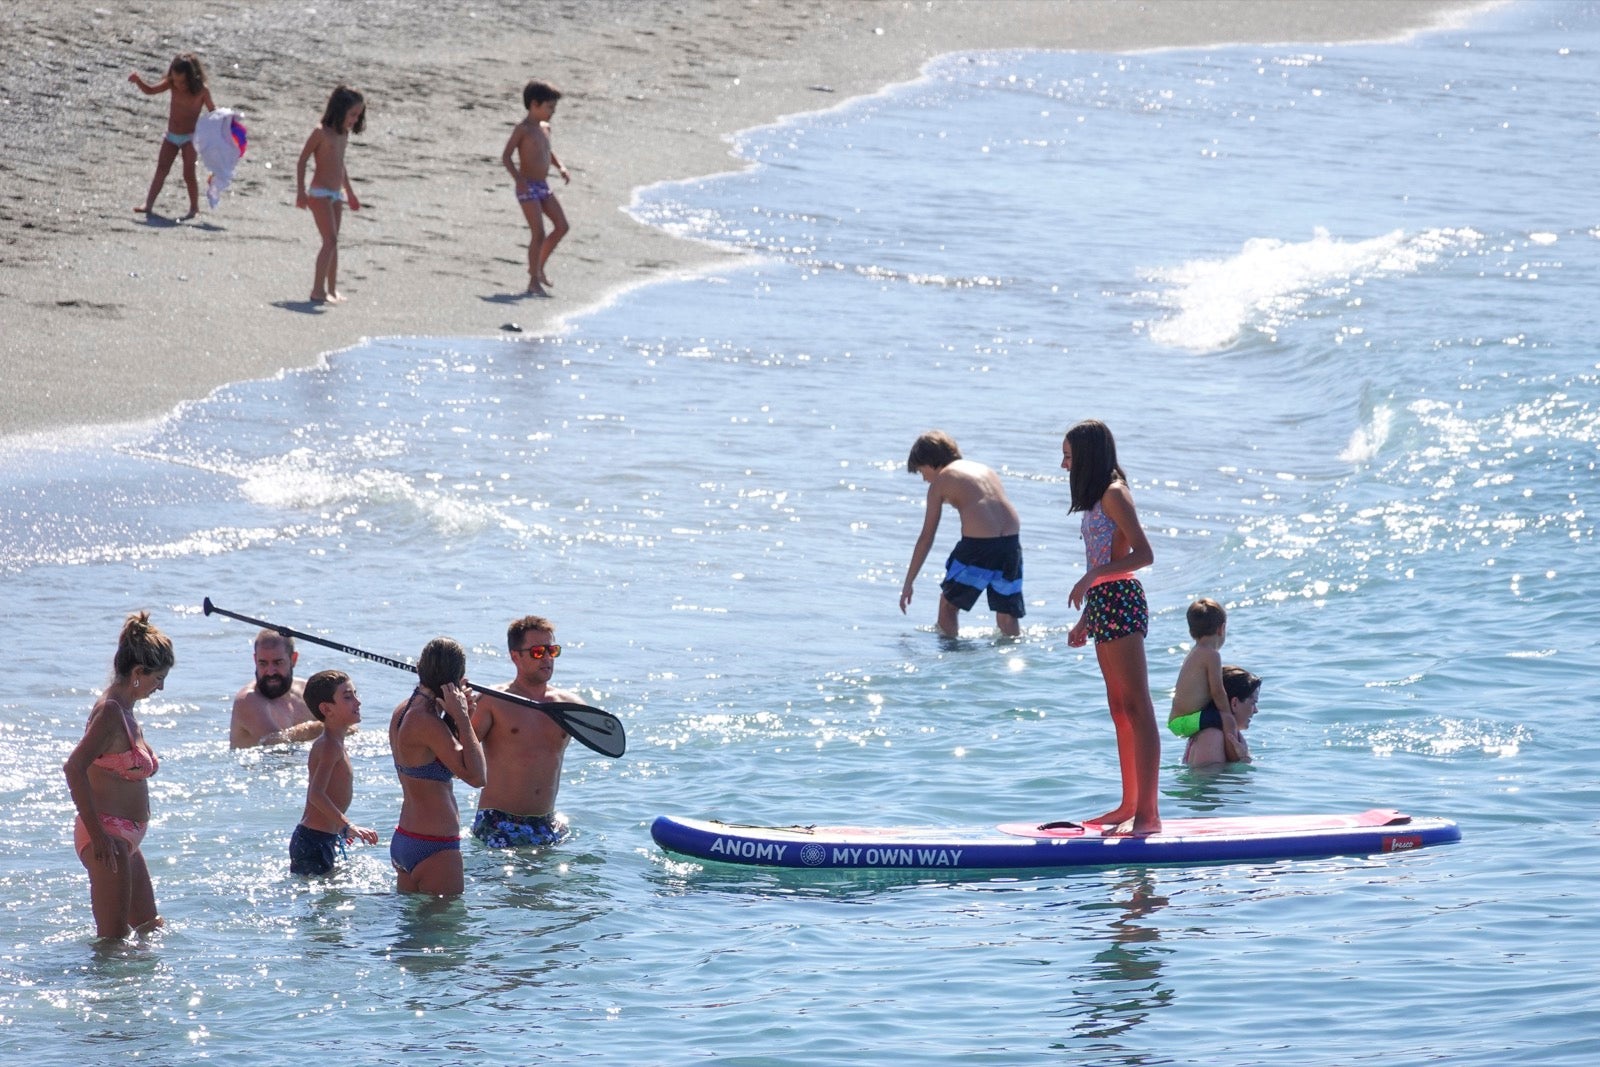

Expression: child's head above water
xmin=304 ymin=670 xmax=351 ymax=723
xmin=1062 ymin=419 xmax=1127 ymax=513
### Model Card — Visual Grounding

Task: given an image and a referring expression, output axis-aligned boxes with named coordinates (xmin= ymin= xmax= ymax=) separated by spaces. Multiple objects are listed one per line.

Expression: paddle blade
xmin=541 ymin=701 xmax=627 ymax=758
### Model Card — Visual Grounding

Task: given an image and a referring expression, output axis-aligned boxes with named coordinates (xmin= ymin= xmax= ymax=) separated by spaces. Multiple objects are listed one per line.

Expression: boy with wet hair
xmin=899 ymin=430 xmax=1025 ymax=637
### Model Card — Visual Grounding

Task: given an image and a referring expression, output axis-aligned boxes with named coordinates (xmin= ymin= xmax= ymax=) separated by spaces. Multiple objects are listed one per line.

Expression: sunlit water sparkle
xmin=3 ymin=3 xmax=1598 ymax=1063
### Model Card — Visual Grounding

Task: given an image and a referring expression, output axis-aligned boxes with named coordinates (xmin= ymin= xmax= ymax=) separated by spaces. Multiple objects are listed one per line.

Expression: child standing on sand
xmin=289 ymin=670 xmax=379 ymax=876
xmin=295 ymin=85 xmax=366 ymax=304
xmin=501 ymin=80 xmax=571 ymax=297
xmin=1062 ymin=419 xmax=1161 ymax=835
xmin=900 ymin=430 xmax=1025 ymax=638
xmin=130 ymin=53 xmax=216 ymax=219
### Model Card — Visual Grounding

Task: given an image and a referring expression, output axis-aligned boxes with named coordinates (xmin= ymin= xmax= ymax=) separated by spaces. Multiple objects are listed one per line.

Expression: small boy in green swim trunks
xmin=1168 ymin=598 xmax=1240 ymax=754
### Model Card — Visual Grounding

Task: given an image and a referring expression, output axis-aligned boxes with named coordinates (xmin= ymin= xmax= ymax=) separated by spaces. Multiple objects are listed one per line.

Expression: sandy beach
xmin=0 ymin=0 xmax=1480 ymax=441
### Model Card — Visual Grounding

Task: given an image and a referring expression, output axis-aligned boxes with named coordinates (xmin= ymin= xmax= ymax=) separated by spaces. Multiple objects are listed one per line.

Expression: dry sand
xmin=0 ymin=0 xmax=1482 ymax=441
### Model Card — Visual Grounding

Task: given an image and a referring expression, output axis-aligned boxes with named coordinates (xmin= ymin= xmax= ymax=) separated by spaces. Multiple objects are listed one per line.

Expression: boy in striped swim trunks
xmin=899 ymin=430 xmax=1025 ymax=638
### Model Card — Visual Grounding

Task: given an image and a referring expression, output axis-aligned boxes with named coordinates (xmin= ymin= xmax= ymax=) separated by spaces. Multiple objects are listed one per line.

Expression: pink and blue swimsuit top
xmin=1081 ymin=497 xmax=1137 ymax=587
xmin=1081 ymin=499 xmax=1117 ymax=569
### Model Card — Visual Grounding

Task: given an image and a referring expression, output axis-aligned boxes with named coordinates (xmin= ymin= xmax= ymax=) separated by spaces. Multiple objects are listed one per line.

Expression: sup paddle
xmin=202 ymin=598 xmax=626 ymax=758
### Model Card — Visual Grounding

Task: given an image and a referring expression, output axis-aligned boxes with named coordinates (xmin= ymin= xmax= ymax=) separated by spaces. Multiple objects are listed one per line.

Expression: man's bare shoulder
xmin=484 ymin=683 xmax=584 ymax=708
xmin=478 ymin=681 xmax=525 ymax=702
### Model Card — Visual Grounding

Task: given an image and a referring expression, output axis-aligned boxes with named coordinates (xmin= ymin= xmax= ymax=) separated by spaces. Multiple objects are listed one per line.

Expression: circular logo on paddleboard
xmin=799 ymin=843 xmax=826 ymax=867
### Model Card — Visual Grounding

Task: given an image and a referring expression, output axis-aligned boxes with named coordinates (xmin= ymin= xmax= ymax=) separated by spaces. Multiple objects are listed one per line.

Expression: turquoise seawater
xmin=4 ymin=2 xmax=1598 ymax=1062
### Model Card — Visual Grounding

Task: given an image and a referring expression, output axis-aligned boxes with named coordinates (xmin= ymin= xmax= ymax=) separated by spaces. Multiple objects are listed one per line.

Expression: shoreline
xmin=0 ymin=0 xmax=1485 ymax=443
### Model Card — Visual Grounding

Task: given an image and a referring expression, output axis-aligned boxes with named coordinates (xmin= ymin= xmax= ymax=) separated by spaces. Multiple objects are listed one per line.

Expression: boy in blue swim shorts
xmin=900 ymin=430 xmax=1025 ymax=637
xmin=290 ymin=671 xmax=379 ymax=876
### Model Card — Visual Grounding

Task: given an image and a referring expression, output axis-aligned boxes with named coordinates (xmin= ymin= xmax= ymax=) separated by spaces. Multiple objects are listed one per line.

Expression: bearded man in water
xmin=229 ymin=630 xmax=323 ymax=748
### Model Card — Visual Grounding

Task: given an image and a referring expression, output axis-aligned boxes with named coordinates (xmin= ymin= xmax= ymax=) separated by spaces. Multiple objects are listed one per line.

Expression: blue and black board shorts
xmin=941 ymin=534 xmax=1025 ymax=618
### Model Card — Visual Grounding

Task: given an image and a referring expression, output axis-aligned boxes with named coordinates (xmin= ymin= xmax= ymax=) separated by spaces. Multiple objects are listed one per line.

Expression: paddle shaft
xmin=203 ymin=597 xmax=582 ymax=733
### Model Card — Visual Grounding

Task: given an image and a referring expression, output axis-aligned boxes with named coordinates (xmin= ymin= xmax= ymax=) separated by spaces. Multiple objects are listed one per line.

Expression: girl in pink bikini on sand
xmin=129 ymin=53 xmax=215 ymax=219
xmin=63 ymin=612 xmax=174 ymax=940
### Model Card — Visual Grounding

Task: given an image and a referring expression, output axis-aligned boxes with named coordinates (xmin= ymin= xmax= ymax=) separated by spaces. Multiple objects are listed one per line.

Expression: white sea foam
xmin=1340 ymin=404 xmax=1394 ymax=464
xmin=1142 ymin=227 xmax=1480 ymax=352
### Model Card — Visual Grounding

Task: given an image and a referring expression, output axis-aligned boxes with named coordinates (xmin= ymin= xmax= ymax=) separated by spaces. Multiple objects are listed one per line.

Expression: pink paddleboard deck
xmin=997 ymin=808 xmax=1416 ymax=840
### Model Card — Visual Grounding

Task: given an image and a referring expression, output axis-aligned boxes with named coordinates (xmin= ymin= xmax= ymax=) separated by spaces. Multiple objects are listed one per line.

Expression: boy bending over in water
xmin=900 ymin=430 xmax=1025 ymax=637
xmin=289 ymin=670 xmax=379 ymax=876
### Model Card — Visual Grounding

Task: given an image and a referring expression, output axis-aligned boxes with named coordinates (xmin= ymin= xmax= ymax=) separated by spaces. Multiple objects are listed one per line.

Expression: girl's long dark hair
xmin=416 ymin=637 xmax=466 ymax=736
xmin=321 ymin=84 xmax=367 ymax=133
xmin=1065 ymin=419 xmax=1127 ymax=514
xmin=170 ymin=53 xmax=206 ymax=95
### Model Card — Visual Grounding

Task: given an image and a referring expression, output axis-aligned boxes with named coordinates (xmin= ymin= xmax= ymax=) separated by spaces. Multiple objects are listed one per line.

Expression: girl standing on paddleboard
xmin=1062 ymin=420 xmax=1162 ymax=836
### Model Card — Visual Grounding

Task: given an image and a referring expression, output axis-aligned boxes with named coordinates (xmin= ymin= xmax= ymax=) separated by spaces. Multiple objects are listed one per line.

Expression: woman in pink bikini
xmin=63 ymin=612 xmax=174 ymax=940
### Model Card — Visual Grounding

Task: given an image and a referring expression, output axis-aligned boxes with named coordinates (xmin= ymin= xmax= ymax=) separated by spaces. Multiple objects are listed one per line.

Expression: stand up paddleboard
xmin=651 ymin=809 xmax=1460 ymax=871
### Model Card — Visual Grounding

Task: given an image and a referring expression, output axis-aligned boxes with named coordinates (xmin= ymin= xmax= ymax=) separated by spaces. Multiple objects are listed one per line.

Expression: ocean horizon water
xmin=4 ymin=2 xmax=1599 ymax=1063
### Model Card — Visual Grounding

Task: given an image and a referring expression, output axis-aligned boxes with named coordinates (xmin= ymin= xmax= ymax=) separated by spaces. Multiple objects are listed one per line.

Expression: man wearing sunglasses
xmin=468 ymin=614 xmax=577 ymax=849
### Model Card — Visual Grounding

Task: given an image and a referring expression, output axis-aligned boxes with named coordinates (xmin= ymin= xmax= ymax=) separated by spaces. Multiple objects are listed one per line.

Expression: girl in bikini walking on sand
xmin=296 ymin=85 xmax=366 ymax=304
